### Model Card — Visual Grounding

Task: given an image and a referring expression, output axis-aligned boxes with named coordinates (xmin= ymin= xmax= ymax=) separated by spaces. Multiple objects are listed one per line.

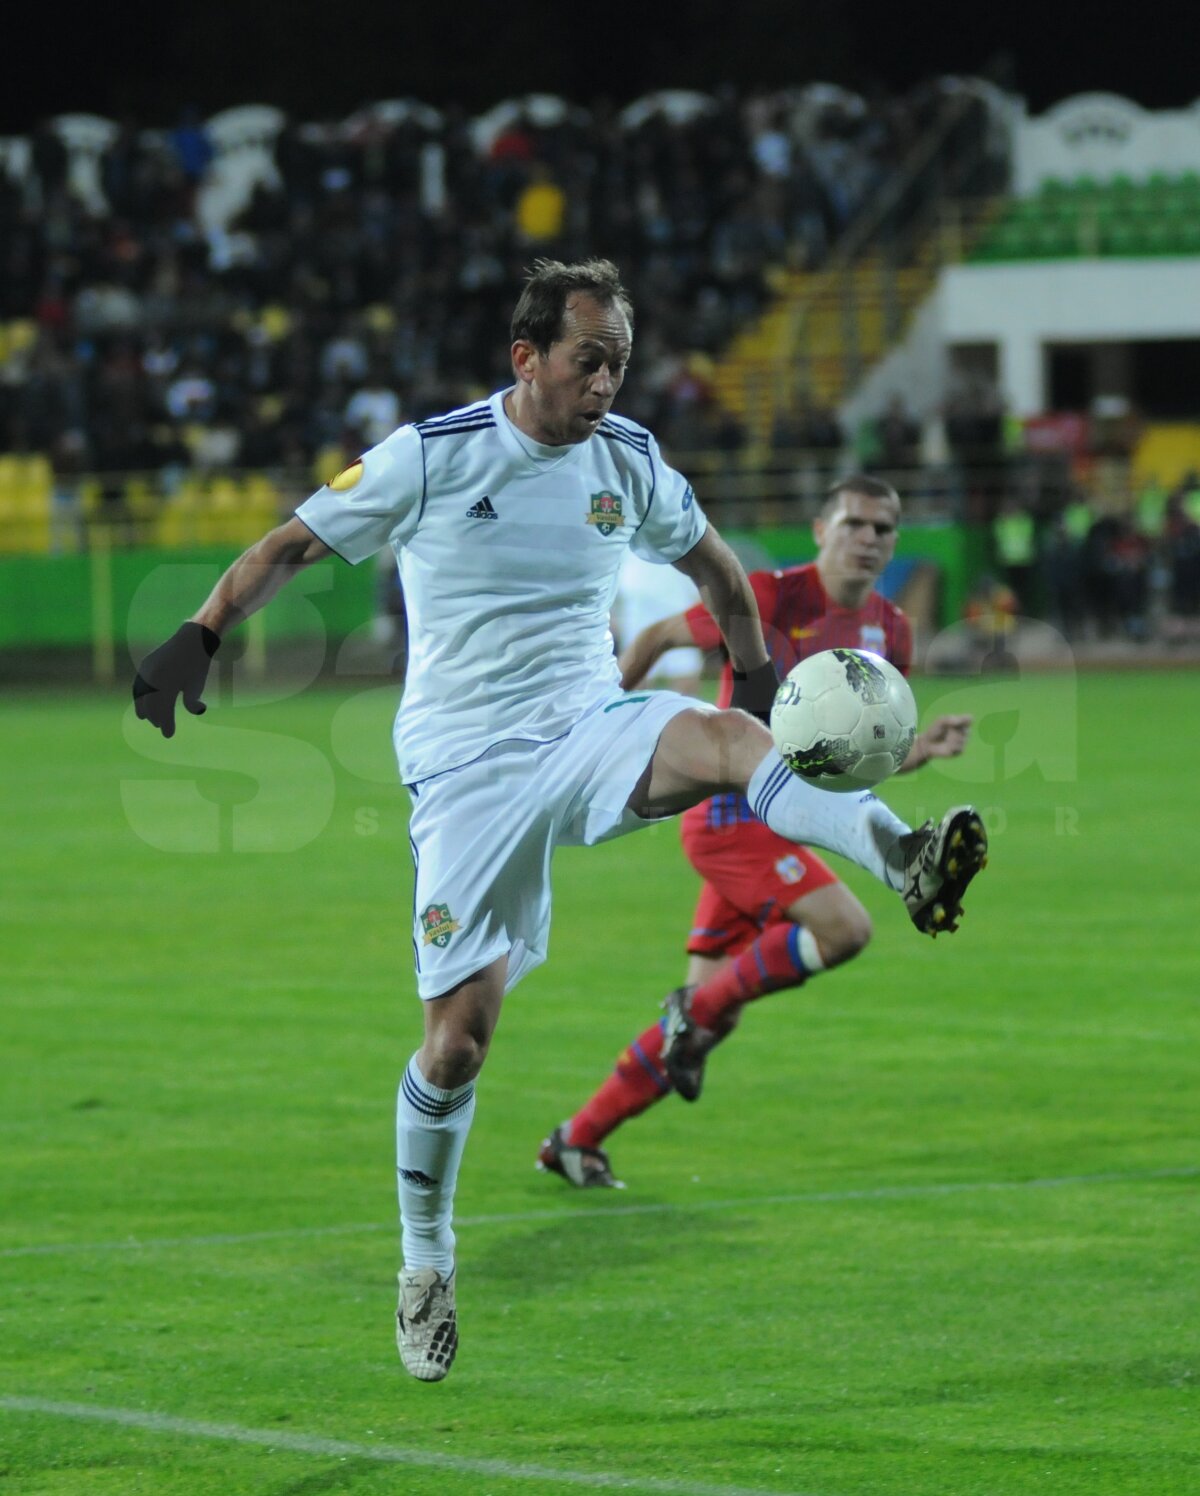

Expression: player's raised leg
xmin=631 ymin=707 xmax=987 ymax=934
xmin=396 ymin=956 xmax=505 ymax=1382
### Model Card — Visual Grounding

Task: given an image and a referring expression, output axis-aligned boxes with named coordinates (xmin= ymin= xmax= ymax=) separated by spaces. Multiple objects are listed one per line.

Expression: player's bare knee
xmin=707 ymin=707 xmax=772 ymax=790
xmin=421 ymin=1026 xmax=489 ymax=1087
xmin=421 ymin=995 xmax=496 ymax=1085
xmin=819 ymin=907 xmax=873 ymax=967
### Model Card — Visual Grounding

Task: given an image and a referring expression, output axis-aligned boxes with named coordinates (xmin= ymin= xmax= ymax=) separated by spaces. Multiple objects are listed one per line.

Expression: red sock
xmin=567 ymin=1022 xmax=670 ymax=1148
xmin=690 ymin=923 xmax=811 ymax=1030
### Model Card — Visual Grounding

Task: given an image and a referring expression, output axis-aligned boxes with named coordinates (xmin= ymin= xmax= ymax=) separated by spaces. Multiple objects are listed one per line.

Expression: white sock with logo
xmin=396 ymin=1054 xmax=476 ymax=1276
xmin=747 ymin=748 xmax=911 ymax=891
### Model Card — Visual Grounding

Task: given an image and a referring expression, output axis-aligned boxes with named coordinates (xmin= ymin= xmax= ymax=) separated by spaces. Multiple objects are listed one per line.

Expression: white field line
xmin=2 ymin=1165 xmax=1196 ymax=1261
xmin=0 ymin=1395 xmax=819 ymax=1496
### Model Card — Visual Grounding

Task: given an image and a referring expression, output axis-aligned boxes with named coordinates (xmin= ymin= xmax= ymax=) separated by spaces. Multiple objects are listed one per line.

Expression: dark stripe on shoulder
xmin=599 ymin=413 xmax=651 ymax=448
xmin=597 ymin=424 xmax=650 ymax=456
xmin=417 ymin=418 xmax=496 ymax=439
xmin=416 ymin=402 xmax=492 ymax=429
xmin=415 ymin=412 xmax=495 ymax=431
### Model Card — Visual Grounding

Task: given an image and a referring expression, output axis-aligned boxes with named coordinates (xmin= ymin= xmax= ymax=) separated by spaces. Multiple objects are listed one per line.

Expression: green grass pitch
xmin=2 ymin=669 xmax=1197 ymax=1495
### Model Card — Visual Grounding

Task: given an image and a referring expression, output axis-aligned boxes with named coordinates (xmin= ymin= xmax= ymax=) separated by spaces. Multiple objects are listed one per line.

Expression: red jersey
xmin=685 ymin=562 xmax=911 ymax=703
xmin=683 ymin=562 xmax=911 ymax=829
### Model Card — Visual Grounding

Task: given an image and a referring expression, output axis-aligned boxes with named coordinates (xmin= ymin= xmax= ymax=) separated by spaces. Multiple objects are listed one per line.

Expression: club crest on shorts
xmin=586 ymin=490 xmax=625 ymax=536
xmin=420 ymin=902 xmax=459 ymax=948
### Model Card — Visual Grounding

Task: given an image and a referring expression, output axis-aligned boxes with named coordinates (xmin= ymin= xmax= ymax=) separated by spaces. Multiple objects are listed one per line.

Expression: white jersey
xmin=296 ymin=390 xmax=708 ymax=782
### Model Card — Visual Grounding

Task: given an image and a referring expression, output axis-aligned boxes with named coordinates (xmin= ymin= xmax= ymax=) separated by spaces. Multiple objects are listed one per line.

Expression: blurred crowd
xmin=984 ymin=474 xmax=1200 ymax=645
xmin=0 ymin=82 xmax=995 ymax=479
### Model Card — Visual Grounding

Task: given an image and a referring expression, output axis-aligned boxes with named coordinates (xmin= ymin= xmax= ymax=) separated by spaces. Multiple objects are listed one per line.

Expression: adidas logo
xmin=399 ymin=1168 xmax=439 ymax=1188
xmin=465 ymin=495 xmax=498 ymax=520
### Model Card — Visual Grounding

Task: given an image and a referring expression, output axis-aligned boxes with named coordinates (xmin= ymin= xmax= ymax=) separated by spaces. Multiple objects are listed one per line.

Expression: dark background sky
xmin=5 ymin=0 xmax=1192 ymax=132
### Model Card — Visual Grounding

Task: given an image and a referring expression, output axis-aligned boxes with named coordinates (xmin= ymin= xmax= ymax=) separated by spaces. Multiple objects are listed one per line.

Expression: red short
xmin=679 ymin=812 xmax=839 ymax=958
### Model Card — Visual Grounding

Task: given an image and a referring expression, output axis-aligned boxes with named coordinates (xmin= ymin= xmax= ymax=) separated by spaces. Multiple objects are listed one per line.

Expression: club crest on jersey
xmin=859 ymin=624 xmax=886 ymax=652
xmin=420 ymin=902 xmax=459 ymax=949
xmin=586 ymin=490 xmax=625 ymax=536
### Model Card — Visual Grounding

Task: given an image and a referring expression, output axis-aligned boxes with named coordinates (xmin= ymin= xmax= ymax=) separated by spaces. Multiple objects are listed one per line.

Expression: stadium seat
xmin=1099 ymin=220 xmax=1140 ymax=257
xmin=0 ymin=455 xmax=20 ymax=500
xmin=313 ymin=446 xmax=345 ymax=487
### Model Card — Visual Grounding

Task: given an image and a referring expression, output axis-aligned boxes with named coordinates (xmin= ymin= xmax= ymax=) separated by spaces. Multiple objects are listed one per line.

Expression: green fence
xmin=0 ymin=524 xmax=982 ymax=667
xmin=0 ymin=544 xmax=377 ymax=651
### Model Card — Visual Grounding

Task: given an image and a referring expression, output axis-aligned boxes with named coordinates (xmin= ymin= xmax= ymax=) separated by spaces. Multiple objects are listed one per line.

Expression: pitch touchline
xmin=2 ymin=1165 xmax=1195 ymax=1260
xmin=0 ymin=1396 xmax=819 ymax=1496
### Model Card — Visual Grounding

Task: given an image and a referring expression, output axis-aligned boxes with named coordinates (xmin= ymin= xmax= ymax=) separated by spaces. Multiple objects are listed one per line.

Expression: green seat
xmin=971 ymin=211 xmax=1023 ymax=258
xmin=1121 ymin=194 xmax=1155 ymax=220
xmin=1100 ymin=220 xmax=1140 ymax=256
xmin=1142 ymin=221 xmax=1176 ymax=256
xmin=1171 ymin=219 xmax=1200 ymax=255
xmin=1031 ymin=220 xmax=1079 ymax=258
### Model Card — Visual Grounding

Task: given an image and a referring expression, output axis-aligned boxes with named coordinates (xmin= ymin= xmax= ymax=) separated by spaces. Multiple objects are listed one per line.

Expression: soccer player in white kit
xmin=133 ymin=259 xmax=987 ymax=1382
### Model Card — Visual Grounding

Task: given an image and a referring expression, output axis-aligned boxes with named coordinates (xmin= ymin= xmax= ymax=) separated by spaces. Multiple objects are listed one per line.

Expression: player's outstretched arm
xmin=897 ymin=714 xmax=974 ymax=773
xmin=617 ymin=613 xmax=691 ymax=689
xmin=673 ymin=525 xmax=776 ymax=720
xmin=132 ymin=517 xmax=334 ymax=738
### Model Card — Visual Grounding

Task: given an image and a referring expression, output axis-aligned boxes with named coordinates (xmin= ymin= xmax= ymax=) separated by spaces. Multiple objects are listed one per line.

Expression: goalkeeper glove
xmin=132 ymin=622 xmax=220 ymax=738
xmin=729 ymin=661 xmax=779 ymax=725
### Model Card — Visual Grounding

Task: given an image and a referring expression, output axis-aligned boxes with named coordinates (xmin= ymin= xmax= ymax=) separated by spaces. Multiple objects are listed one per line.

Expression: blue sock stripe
xmin=753 ymin=760 xmax=793 ymax=823
xmin=752 ymin=942 xmax=769 ymax=983
xmin=403 ymin=1069 xmax=475 ymax=1111
xmin=787 ymin=923 xmax=808 ymax=976
xmin=403 ymin=1066 xmax=474 ymax=1119
xmin=630 ymin=1040 xmax=672 ymax=1094
xmin=402 ymin=1084 xmax=474 ymax=1121
xmin=755 ymin=759 xmax=792 ymax=816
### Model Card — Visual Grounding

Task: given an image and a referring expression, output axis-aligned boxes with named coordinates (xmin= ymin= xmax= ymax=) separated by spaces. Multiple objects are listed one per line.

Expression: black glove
xmin=729 ymin=661 xmax=779 ymax=725
xmin=133 ymin=622 xmax=221 ymax=738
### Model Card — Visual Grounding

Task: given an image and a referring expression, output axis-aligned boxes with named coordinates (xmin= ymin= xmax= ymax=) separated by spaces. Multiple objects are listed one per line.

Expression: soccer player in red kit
xmin=538 ymin=475 xmax=975 ymax=1187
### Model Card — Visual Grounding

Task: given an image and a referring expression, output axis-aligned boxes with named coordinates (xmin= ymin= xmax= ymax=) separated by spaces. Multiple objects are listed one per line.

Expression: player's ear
xmin=511 ymin=340 xmax=538 ymax=385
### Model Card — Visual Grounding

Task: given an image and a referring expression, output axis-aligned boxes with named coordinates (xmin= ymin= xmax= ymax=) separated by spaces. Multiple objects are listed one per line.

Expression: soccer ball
xmin=770 ymin=648 xmax=917 ymax=793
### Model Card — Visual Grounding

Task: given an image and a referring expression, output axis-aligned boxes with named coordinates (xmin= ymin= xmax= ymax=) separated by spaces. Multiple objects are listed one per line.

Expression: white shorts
xmin=405 ymin=690 xmax=708 ymax=999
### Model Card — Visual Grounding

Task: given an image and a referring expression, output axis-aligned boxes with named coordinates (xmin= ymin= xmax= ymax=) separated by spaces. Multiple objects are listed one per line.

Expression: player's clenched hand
xmin=729 ymin=661 xmax=780 ymax=725
xmin=919 ymin=714 xmax=973 ymax=760
xmin=132 ymin=622 xmax=221 ymax=738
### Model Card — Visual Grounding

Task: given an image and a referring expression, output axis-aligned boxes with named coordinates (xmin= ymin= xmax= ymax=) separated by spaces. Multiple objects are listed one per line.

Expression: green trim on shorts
xmin=603 ymin=694 xmax=652 ymax=712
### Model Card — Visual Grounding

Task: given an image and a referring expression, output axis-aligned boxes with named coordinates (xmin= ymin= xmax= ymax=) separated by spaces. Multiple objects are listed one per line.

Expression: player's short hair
xmin=511 ymin=258 xmax=634 ymax=352
xmin=821 ymin=474 xmax=901 ymax=518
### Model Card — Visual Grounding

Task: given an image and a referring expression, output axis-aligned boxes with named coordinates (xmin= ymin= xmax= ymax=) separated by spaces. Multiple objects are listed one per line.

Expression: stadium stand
xmin=0 ymin=81 xmax=998 ymax=553
xmin=1 ymin=85 xmax=1199 ymax=658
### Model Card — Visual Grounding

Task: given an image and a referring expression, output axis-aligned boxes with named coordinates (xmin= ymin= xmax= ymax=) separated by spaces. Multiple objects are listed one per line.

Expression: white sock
xmin=396 ymin=1054 xmax=476 ymax=1276
xmin=747 ymin=749 xmax=911 ymax=891
xmin=797 ymin=926 xmax=825 ymax=972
